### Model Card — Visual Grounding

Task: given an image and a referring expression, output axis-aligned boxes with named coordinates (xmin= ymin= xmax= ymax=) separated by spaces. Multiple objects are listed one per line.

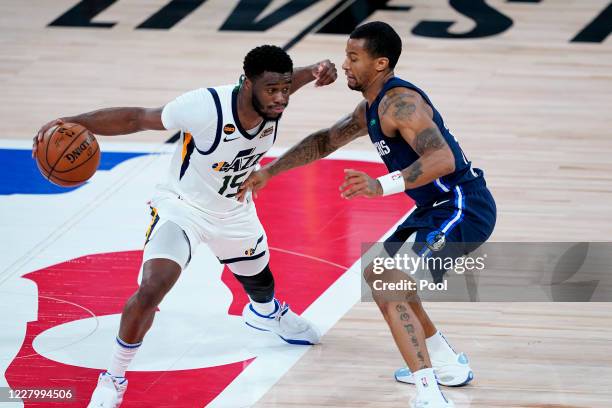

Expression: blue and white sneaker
xmin=396 ymin=353 xmax=473 ymax=387
xmin=87 ymin=372 xmax=128 ymax=408
xmin=243 ymin=299 xmax=320 ymax=345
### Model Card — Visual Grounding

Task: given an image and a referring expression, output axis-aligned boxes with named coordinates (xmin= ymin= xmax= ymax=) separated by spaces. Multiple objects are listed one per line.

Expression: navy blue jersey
xmin=366 ymin=77 xmax=480 ymax=207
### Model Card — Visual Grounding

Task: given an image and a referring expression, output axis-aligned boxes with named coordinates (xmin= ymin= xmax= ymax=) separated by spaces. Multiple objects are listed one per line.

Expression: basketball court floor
xmin=1 ymin=1 xmax=611 ymax=407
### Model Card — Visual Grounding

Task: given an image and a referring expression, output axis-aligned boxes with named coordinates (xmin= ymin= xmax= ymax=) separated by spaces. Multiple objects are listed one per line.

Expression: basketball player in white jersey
xmin=32 ymin=45 xmax=338 ymax=408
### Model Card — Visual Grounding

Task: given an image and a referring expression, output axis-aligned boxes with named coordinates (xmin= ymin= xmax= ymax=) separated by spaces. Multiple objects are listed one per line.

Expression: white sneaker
xmin=395 ymin=352 xmax=473 ymax=387
xmin=87 ymin=372 xmax=128 ymax=408
xmin=243 ymin=299 xmax=320 ymax=345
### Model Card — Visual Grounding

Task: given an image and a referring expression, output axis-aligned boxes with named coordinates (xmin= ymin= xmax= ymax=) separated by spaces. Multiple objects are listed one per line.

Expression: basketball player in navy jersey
xmin=239 ymin=22 xmax=496 ymax=408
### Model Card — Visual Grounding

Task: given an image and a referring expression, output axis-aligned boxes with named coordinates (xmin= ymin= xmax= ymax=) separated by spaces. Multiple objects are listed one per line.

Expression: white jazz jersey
xmin=159 ymin=84 xmax=278 ymax=215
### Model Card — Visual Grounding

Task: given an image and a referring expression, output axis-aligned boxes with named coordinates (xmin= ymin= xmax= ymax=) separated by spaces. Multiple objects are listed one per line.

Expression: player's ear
xmin=375 ymin=57 xmax=389 ymax=72
xmin=242 ymin=75 xmax=253 ymax=91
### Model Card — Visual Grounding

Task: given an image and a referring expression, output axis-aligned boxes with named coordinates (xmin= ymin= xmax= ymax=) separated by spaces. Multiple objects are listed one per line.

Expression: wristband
xmin=377 ymin=171 xmax=405 ymax=196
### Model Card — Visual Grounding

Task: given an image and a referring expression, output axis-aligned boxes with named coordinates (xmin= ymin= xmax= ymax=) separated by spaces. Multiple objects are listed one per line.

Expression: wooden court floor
xmin=1 ymin=0 xmax=611 ymax=407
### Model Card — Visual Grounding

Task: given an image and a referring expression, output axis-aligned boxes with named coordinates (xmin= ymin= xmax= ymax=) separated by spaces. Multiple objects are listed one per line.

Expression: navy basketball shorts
xmin=384 ymin=177 xmax=496 ymax=283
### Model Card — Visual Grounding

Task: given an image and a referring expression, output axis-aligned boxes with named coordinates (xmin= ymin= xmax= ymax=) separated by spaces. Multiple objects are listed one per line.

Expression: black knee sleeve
xmin=233 ymin=263 xmax=275 ymax=303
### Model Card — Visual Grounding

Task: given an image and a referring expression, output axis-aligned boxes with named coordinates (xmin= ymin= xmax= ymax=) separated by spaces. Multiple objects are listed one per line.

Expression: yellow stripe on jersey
xmin=182 ymin=132 xmax=193 ymax=162
xmin=144 ymin=208 xmax=159 ymax=246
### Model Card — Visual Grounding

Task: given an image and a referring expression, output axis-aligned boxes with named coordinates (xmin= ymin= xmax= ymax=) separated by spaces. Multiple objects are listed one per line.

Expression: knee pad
xmin=233 ymin=264 xmax=275 ymax=303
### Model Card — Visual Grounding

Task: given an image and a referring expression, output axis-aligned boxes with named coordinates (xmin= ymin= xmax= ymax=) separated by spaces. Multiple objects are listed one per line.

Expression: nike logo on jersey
xmin=223 ymin=135 xmax=240 ymax=142
xmin=432 ymin=199 xmax=450 ymax=207
xmin=212 ymin=148 xmax=265 ymax=173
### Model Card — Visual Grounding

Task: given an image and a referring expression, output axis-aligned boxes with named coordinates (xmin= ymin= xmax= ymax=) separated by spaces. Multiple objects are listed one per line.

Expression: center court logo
xmin=4 ymin=149 xmax=410 ymax=406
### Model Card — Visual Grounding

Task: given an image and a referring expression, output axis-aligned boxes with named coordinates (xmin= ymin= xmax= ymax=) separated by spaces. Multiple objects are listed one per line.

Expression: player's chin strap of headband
xmin=377 ymin=171 xmax=405 ymax=196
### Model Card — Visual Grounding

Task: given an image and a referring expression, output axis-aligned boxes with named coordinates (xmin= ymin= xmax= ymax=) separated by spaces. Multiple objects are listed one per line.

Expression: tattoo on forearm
xmin=268 ymin=129 xmax=331 ymax=176
xmin=268 ymin=115 xmax=363 ymax=176
xmin=403 ymin=161 xmax=423 ymax=183
xmin=414 ymin=127 xmax=445 ymax=155
xmin=337 ymin=118 xmax=362 ymax=138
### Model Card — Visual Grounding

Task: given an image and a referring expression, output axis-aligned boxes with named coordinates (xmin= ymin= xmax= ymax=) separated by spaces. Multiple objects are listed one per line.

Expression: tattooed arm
xmin=383 ymin=88 xmax=455 ymax=189
xmin=236 ymin=101 xmax=368 ymax=200
xmin=267 ymin=101 xmax=367 ymax=176
xmin=339 ymin=89 xmax=455 ymax=199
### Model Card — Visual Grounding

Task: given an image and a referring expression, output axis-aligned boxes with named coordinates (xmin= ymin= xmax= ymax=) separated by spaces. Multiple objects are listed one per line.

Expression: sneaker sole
xmin=244 ymin=322 xmax=316 ymax=345
xmin=395 ymin=369 xmax=474 ymax=387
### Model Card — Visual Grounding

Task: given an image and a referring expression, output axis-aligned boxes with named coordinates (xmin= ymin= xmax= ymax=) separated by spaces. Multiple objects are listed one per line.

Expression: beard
xmin=347 ymin=81 xmax=363 ymax=92
xmin=252 ymin=94 xmax=282 ymax=121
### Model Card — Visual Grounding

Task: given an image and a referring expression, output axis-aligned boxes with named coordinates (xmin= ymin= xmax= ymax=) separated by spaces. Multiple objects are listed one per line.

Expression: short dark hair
xmin=350 ymin=21 xmax=402 ymax=69
xmin=243 ymin=45 xmax=293 ymax=80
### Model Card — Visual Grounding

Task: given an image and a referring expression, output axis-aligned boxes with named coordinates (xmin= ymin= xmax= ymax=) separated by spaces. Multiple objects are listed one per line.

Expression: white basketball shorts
xmin=142 ymin=192 xmax=269 ymax=277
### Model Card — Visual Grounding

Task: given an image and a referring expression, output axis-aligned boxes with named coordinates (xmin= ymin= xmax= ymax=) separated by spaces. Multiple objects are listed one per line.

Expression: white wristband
xmin=377 ymin=171 xmax=405 ymax=196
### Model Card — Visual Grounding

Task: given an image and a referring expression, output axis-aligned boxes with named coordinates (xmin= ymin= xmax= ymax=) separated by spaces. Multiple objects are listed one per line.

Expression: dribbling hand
xmin=32 ymin=118 xmax=64 ymax=158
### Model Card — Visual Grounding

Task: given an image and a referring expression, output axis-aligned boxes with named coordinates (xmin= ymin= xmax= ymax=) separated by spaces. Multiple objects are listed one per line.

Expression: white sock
xmin=426 ymin=331 xmax=457 ymax=361
xmin=107 ymin=337 xmax=141 ymax=378
xmin=249 ymin=297 xmax=276 ymax=316
xmin=413 ymin=368 xmax=447 ymax=403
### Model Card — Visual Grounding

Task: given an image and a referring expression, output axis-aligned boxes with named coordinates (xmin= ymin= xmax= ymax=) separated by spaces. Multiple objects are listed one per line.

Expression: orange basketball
xmin=36 ymin=122 xmax=100 ymax=187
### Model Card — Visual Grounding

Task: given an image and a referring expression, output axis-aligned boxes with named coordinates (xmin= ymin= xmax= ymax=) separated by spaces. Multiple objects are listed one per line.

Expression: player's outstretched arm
xmin=236 ymin=101 xmax=367 ymax=201
xmin=339 ymin=90 xmax=455 ymax=200
xmin=266 ymin=102 xmax=367 ymax=176
xmin=290 ymin=60 xmax=338 ymax=93
xmin=32 ymin=107 xmax=165 ymax=157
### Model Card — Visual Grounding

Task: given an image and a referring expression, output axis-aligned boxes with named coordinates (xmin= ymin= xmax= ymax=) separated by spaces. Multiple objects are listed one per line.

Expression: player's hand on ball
xmin=340 ymin=169 xmax=383 ymax=199
xmin=32 ymin=118 xmax=64 ymax=158
xmin=313 ymin=59 xmax=338 ymax=87
xmin=237 ymin=169 xmax=272 ymax=202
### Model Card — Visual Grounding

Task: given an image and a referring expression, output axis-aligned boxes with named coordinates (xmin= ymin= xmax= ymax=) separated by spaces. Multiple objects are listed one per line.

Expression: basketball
xmin=35 ymin=122 xmax=100 ymax=187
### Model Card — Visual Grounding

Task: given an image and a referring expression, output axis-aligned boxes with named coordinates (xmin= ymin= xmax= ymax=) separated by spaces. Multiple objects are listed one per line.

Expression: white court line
xmin=0 ymin=139 xmax=383 ymax=163
xmin=269 ymin=247 xmax=349 ymax=271
xmin=8 ymin=294 xmax=99 ymax=359
xmin=0 ymin=143 xmax=168 ymax=286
